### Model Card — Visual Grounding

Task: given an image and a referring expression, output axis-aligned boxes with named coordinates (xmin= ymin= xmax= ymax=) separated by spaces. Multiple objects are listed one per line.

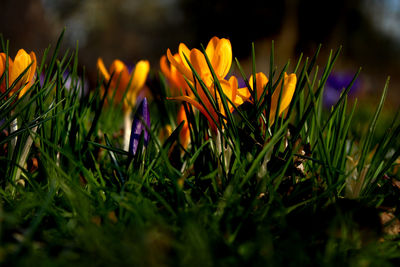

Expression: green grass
xmin=0 ymin=32 xmax=399 ymax=266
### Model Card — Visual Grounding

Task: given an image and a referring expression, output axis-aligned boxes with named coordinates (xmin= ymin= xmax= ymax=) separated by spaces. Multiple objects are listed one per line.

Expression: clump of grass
xmin=0 ymin=31 xmax=399 ymax=266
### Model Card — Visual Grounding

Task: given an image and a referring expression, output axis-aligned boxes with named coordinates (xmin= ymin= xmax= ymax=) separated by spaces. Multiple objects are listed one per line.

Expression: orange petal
xmin=213 ymin=38 xmax=232 ymax=78
xmin=97 ymin=57 xmax=110 ymax=81
xmin=228 ymin=76 xmax=238 ymax=101
xmin=167 ymin=48 xmax=193 ymax=81
xmin=178 ymin=43 xmax=191 ymax=70
xmin=0 ymin=53 xmax=5 ymax=76
xmin=177 ymin=105 xmax=190 ymax=148
xmin=160 ymin=55 xmax=171 ymax=79
xmin=9 ymin=49 xmax=32 ymax=95
xmin=205 ymin=36 xmax=220 ymax=65
xmin=0 ymin=53 xmax=6 ymax=93
xmin=19 ymin=51 xmax=37 ymax=98
xmin=269 ymin=73 xmax=297 ymax=122
xmin=249 ymin=72 xmax=268 ymax=101
xmin=237 ymin=87 xmax=251 ymax=101
xmin=169 ymin=95 xmax=218 ymax=132
xmin=189 ymin=49 xmax=211 ymax=83
xmin=110 ymin=59 xmax=128 ymax=78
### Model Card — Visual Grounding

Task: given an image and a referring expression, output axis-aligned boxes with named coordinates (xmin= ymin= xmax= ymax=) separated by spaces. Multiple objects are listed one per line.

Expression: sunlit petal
xmin=214 ymin=38 xmax=232 ymax=78
xmin=97 ymin=57 xmax=110 ymax=81
xmin=167 ymin=48 xmax=192 ymax=81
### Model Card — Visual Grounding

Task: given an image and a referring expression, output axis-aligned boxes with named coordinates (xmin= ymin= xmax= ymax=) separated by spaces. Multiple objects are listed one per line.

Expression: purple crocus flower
xmin=323 ymin=71 xmax=361 ymax=108
xmin=128 ymin=97 xmax=150 ymax=156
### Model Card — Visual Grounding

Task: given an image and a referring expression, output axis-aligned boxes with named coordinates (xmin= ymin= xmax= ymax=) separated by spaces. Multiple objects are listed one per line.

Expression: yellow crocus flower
xmin=166 ymin=36 xmax=232 ymax=86
xmin=97 ymin=58 xmax=150 ymax=112
xmin=0 ymin=49 xmax=37 ymax=98
xmin=247 ymin=72 xmax=297 ymax=123
xmin=166 ymin=37 xmax=241 ymax=131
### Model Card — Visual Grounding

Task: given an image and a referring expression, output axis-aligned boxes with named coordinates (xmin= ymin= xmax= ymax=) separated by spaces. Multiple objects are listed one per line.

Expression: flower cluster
xmin=161 ymin=36 xmax=297 ymax=146
xmin=1 ymin=37 xmax=297 ymax=155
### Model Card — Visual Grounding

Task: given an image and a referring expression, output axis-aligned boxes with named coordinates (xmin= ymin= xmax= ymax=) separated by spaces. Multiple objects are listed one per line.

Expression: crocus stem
xmin=10 ymin=117 xmax=18 ymax=152
xmin=123 ymin=111 xmax=131 ymax=151
xmin=14 ymin=126 xmax=38 ymax=185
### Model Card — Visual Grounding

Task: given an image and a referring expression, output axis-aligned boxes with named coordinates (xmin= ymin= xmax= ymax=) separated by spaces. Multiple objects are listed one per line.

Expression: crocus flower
xmin=166 ymin=36 xmax=232 ymax=86
xmin=0 ymin=49 xmax=37 ymax=98
xmin=166 ymin=37 xmax=246 ymax=131
xmin=128 ymin=97 xmax=150 ymax=156
xmin=97 ymin=58 xmax=150 ymax=112
xmin=323 ymin=71 xmax=361 ymax=108
xmin=246 ymin=72 xmax=297 ymax=123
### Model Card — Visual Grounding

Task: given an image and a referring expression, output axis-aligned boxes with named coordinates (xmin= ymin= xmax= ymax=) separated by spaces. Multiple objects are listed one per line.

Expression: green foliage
xmin=0 ymin=32 xmax=399 ymax=266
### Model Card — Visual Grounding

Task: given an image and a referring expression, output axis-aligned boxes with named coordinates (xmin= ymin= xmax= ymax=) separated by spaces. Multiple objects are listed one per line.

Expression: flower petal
xmin=125 ymin=60 xmax=150 ymax=111
xmin=178 ymin=43 xmax=192 ymax=70
xmin=129 ymin=97 xmax=150 ymax=155
xmin=205 ymin=36 xmax=220 ymax=65
xmin=167 ymin=48 xmax=193 ymax=81
xmin=9 ymin=49 xmax=33 ymax=96
xmin=169 ymin=95 xmax=218 ymax=132
xmin=97 ymin=57 xmax=110 ymax=81
xmin=0 ymin=53 xmax=7 ymax=93
xmin=160 ymin=55 xmax=171 ymax=79
xmin=189 ymin=49 xmax=211 ymax=84
xmin=269 ymin=73 xmax=297 ymax=122
xmin=131 ymin=60 xmax=150 ymax=91
xmin=213 ymin=38 xmax=232 ymax=78
xmin=177 ymin=105 xmax=190 ymax=148
xmin=19 ymin=51 xmax=37 ymax=98
xmin=249 ymin=72 xmax=268 ymax=101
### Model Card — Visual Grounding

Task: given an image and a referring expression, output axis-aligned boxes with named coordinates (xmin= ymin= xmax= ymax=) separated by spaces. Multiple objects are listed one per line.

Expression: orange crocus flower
xmin=166 ymin=36 xmax=232 ymax=86
xmin=166 ymin=37 xmax=241 ymax=131
xmin=97 ymin=58 xmax=150 ymax=112
xmin=0 ymin=49 xmax=37 ymax=98
xmin=247 ymin=72 xmax=297 ymax=123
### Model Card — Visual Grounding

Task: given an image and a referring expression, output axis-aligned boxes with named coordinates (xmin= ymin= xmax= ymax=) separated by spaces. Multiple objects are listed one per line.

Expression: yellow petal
xmin=0 ymin=53 xmax=5 ymax=76
xmin=213 ymin=38 xmax=232 ymax=78
xmin=205 ymin=36 xmax=220 ymax=65
xmin=178 ymin=43 xmax=191 ymax=70
xmin=125 ymin=60 xmax=150 ymax=110
xmin=269 ymin=73 xmax=297 ymax=122
xmin=97 ymin=57 xmax=110 ymax=81
xmin=189 ymin=48 xmax=210 ymax=83
xmin=19 ymin=51 xmax=37 ymax=98
xmin=131 ymin=60 xmax=150 ymax=91
xmin=9 ymin=49 xmax=33 ymax=95
xmin=167 ymin=48 xmax=193 ymax=81
xmin=228 ymin=76 xmax=238 ymax=101
xmin=249 ymin=72 xmax=268 ymax=101
xmin=110 ymin=59 xmax=128 ymax=78
xmin=237 ymin=87 xmax=251 ymax=101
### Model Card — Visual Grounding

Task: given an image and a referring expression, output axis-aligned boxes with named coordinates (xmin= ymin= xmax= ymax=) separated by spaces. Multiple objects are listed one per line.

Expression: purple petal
xmin=128 ymin=97 xmax=150 ymax=156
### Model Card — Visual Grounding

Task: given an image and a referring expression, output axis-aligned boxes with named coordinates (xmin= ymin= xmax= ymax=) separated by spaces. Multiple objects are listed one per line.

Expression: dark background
xmin=1 ymin=0 xmax=399 ymax=107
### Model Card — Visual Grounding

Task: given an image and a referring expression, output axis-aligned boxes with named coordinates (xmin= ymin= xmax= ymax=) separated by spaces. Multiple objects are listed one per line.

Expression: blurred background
xmin=1 ymin=0 xmax=400 ymax=110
